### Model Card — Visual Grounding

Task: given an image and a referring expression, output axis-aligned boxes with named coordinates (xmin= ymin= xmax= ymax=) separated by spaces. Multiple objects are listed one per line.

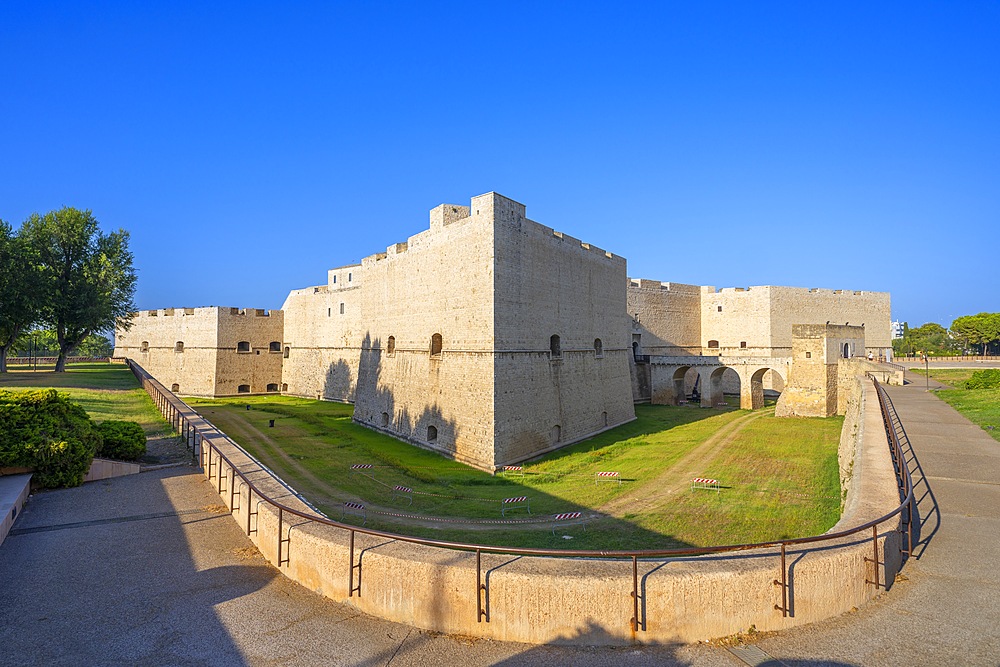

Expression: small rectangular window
xmin=717 ymin=306 xmax=723 ymax=312
xmin=740 ymin=341 xmax=747 ymax=349
xmin=348 ymin=272 xmax=352 ymax=282
xmin=340 ymin=303 xmax=345 ymax=314
xmin=806 ymin=351 xmax=812 ymax=359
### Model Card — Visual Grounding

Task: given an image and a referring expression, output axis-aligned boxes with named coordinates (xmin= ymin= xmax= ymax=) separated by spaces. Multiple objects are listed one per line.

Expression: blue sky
xmin=2 ymin=2 xmax=997 ymax=328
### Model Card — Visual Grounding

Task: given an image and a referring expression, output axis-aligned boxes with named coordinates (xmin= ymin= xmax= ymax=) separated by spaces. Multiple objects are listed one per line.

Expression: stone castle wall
xmin=113 ymin=307 xmax=283 ymax=396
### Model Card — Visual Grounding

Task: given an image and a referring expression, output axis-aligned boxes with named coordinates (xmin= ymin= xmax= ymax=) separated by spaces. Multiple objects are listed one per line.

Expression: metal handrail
xmin=124 ymin=359 xmax=915 ymax=632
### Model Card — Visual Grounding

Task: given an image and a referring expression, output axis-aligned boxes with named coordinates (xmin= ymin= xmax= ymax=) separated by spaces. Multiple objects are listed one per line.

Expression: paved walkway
xmin=1 ymin=379 xmax=998 ymax=666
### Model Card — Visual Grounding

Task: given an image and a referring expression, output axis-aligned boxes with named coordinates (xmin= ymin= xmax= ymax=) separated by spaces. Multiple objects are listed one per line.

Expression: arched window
xmin=594 ymin=338 xmax=603 ymax=357
xmin=140 ymin=341 xmax=149 ymax=353
xmin=707 ymin=340 xmax=720 ymax=349
xmin=843 ymin=343 xmax=850 ymax=358
xmin=551 ymin=425 xmax=561 ymax=443
xmin=430 ymin=333 xmax=442 ymax=357
xmin=266 ymin=383 xmax=279 ymax=392
xmin=237 ymin=384 xmax=251 ymax=393
xmin=174 ymin=341 xmax=184 ymax=353
xmin=237 ymin=341 xmax=250 ymax=353
xmin=171 ymin=383 xmax=180 ymax=392
xmin=381 ymin=412 xmax=390 ymax=427
xmin=602 ymin=411 xmax=608 ymax=427
xmin=281 ymin=383 xmax=288 ymax=391
xmin=550 ymin=334 xmax=561 ymax=358
xmin=269 ymin=341 xmax=281 ymax=353
xmin=283 ymin=346 xmax=290 ymax=358
xmin=386 ymin=336 xmax=396 ymax=356
xmin=427 ymin=425 xmax=438 ymax=442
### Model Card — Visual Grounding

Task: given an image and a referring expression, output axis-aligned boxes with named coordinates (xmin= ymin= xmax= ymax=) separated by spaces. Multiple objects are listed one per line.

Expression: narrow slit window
xmin=430 ymin=333 xmax=442 ymax=357
xmin=550 ymin=334 xmax=562 ymax=358
xmin=387 ymin=336 xmax=396 ymax=356
xmin=594 ymin=338 xmax=603 ymax=357
xmin=140 ymin=341 xmax=149 ymax=353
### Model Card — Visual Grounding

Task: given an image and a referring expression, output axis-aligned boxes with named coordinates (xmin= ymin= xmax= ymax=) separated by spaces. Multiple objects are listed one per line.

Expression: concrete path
xmin=2 ymin=380 xmax=998 ymax=666
xmin=744 ymin=380 xmax=1000 ymax=665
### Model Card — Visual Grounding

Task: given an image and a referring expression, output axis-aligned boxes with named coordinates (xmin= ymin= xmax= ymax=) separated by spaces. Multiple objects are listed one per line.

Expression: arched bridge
xmin=647 ymin=355 xmax=792 ymax=410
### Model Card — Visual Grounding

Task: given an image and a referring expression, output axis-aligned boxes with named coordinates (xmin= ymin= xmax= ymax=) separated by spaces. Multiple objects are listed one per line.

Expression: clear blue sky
xmin=3 ymin=2 xmax=998 ymax=328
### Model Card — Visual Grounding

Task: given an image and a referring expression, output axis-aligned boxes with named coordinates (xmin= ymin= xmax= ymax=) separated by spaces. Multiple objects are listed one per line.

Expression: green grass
xmin=936 ymin=387 xmax=1000 ymax=443
xmin=907 ymin=367 xmax=979 ymax=387
xmin=0 ymin=362 xmax=176 ymax=440
xmin=189 ymin=395 xmax=843 ymax=550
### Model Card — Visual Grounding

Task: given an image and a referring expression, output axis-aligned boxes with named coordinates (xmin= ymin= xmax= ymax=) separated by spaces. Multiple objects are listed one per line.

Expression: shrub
xmin=0 ymin=389 xmax=100 ymax=488
xmin=96 ymin=420 xmax=147 ymax=461
xmin=965 ymin=369 xmax=1000 ymax=390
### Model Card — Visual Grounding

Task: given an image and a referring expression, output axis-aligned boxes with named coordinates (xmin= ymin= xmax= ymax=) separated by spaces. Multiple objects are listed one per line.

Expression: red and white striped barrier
xmin=501 ymin=495 xmax=530 ymax=517
xmin=350 ymin=464 xmax=375 ymax=479
xmin=551 ymin=511 xmax=586 ymax=536
xmin=595 ymin=471 xmax=621 ymax=485
xmin=391 ymin=484 xmax=413 ymax=506
xmin=500 ymin=465 xmax=524 ymax=477
xmin=342 ymin=501 xmax=367 ymax=525
xmin=691 ymin=477 xmax=720 ymax=492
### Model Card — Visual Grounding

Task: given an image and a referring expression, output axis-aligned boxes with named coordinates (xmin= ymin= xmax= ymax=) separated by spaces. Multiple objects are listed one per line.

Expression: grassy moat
xmin=1 ymin=362 xmax=846 ymax=550
xmin=187 ymin=394 xmax=843 ymax=550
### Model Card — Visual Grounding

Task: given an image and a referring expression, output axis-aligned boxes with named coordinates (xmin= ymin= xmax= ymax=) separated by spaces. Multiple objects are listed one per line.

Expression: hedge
xmin=96 ymin=420 xmax=146 ymax=461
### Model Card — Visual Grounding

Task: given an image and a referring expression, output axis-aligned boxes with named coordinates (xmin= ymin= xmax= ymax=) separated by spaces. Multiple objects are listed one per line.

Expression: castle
xmin=115 ymin=192 xmax=892 ymax=471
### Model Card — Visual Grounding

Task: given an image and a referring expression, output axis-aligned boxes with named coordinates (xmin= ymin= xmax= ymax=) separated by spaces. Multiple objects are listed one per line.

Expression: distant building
xmin=891 ymin=321 xmax=905 ymax=339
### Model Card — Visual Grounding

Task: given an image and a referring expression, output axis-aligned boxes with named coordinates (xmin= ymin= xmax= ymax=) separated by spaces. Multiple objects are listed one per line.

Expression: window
xmin=550 ymin=334 xmax=562 ymax=358
xmin=381 ymin=412 xmax=390 ymax=427
xmin=602 ymin=411 xmax=608 ymax=427
xmin=237 ymin=341 xmax=251 ymax=353
xmin=551 ymin=425 xmax=561 ymax=443
xmin=175 ymin=341 xmax=184 ymax=353
xmin=718 ymin=305 xmax=723 ymax=312
xmin=427 ymin=425 xmax=438 ymax=442
xmin=740 ymin=341 xmax=747 ymax=349
xmin=386 ymin=336 xmax=396 ymax=356
xmin=332 ymin=275 xmax=337 ymax=284
xmin=348 ymin=272 xmax=352 ymax=282
xmin=266 ymin=383 xmax=279 ymax=392
xmin=140 ymin=341 xmax=149 ymax=353
xmin=430 ymin=333 xmax=443 ymax=357
xmin=171 ymin=383 xmax=180 ymax=392
xmin=806 ymin=351 xmax=812 ymax=359
xmin=328 ymin=308 xmax=331 ymax=317
xmin=237 ymin=384 xmax=251 ymax=394
xmin=707 ymin=340 xmax=719 ymax=349
xmin=339 ymin=302 xmax=345 ymax=315
xmin=843 ymin=343 xmax=850 ymax=358
xmin=281 ymin=383 xmax=288 ymax=391
xmin=283 ymin=346 xmax=290 ymax=358
xmin=594 ymin=338 xmax=603 ymax=357
xmin=269 ymin=341 xmax=281 ymax=353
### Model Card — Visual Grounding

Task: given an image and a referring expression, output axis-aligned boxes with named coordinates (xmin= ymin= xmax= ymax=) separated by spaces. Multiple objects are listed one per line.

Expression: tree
xmin=0 ymin=220 xmax=43 ymax=372
xmin=23 ymin=208 xmax=137 ymax=372
xmin=951 ymin=313 xmax=1000 ymax=355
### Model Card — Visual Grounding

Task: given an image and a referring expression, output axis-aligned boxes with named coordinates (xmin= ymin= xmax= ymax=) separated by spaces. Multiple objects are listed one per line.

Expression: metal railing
xmin=124 ymin=359 xmax=915 ymax=633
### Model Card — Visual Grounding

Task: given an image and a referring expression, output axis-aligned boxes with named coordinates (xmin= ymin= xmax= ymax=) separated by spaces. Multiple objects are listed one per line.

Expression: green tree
xmin=0 ymin=220 xmax=43 ymax=372
xmin=23 ymin=208 xmax=137 ymax=372
xmin=951 ymin=313 xmax=1000 ymax=355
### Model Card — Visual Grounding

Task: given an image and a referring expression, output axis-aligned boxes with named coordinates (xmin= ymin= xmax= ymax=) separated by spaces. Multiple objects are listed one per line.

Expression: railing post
xmin=277 ymin=507 xmax=283 ymax=567
xmin=477 ymin=549 xmax=488 ymax=623
xmin=630 ymin=555 xmax=640 ymax=632
xmin=773 ymin=542 xmax=788 ymax=616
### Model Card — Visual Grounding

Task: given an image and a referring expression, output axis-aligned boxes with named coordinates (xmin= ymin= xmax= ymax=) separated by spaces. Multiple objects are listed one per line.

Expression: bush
xmin=96 ymin=420 xmax=146 ymax=461
xmin=965 ymin=369 xmax=1000 ymax=390
xmin=0 ymin=389 xmax=100 ymax=488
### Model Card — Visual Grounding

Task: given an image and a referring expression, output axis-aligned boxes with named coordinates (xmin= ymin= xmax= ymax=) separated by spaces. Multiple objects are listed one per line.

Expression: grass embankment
xmin=0 ymin=363 xmax=182 ymax=462
xmin=906 ymin=368 xmax=978 ymax=387
xmin=935 ymin=387 xmax=1000 ymax=443
xmin=188 ymin=395 xmax=842 ymax=550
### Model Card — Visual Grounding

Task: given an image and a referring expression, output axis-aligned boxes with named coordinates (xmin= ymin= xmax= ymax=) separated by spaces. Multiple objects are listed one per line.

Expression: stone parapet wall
xmin=167 ymin=373 xmax=904 ymax=645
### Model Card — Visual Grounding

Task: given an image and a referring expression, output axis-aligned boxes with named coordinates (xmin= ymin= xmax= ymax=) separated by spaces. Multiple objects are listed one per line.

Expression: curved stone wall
xmin=167 ymin=374 xmax=903 ymax=644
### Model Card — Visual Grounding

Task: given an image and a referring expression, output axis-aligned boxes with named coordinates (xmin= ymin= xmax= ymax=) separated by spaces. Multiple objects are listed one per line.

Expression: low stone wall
xmin=131 ymin=360 xmax=905 ymax=644
xmin=186 ymin=390 xmax=901 ymax=644
xmin=83 ymin=458 xmax=142 ymax=483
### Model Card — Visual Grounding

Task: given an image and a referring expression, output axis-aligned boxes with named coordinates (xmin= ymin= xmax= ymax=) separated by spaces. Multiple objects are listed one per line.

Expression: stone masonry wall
xmin=492 ymin=200 xmax=635 ymax=464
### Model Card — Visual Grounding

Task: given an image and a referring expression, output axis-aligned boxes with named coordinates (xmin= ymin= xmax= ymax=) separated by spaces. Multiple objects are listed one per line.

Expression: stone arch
xmin=707 ymin=366 xmax=730 ymax=407
xmin=741 ymin=366 xmax=787 ymax=410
